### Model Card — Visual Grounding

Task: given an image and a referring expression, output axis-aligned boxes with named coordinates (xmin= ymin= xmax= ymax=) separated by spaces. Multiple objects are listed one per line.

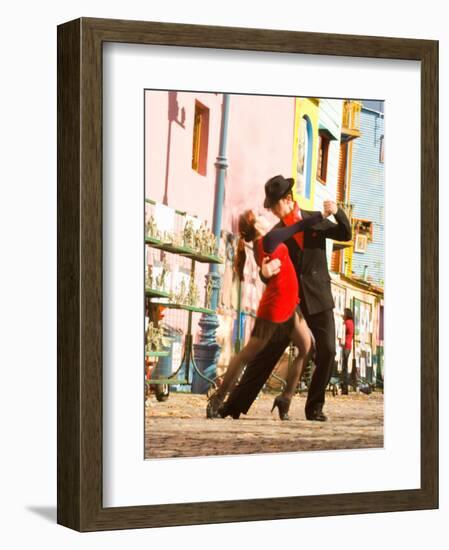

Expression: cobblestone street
xmin=145 ymin=390 xmax=383 ymax=459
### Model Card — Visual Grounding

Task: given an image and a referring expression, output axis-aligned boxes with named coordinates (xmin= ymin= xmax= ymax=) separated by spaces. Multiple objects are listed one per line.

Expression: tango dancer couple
xmin=207 ymin=175 xmax=352 ymax=422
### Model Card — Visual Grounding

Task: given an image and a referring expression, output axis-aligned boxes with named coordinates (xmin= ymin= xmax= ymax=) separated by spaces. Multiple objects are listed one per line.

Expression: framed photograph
xmin=57 ymin=17 xmax=438 ymax=531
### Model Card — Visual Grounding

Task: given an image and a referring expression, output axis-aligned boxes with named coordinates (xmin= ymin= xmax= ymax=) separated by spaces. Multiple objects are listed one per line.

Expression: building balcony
xmin=341 ymin=100 xmax=362 ymax=142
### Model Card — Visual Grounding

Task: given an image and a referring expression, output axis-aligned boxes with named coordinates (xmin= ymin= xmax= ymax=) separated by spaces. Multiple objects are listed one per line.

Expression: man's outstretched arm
xmin=322 ymin=207 xmax=352 ymax=241
xmin=319 ymin=201 xmax=352 ymax=242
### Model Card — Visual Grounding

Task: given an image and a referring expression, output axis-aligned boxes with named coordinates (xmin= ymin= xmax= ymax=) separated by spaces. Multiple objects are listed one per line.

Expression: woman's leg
xmin=341 ymin=348 xmax=350 ymax=394
xmin=215 ymin=336 xmax=268 ymax=399
xmin=282 ymin=312 xmax=313 ymax=400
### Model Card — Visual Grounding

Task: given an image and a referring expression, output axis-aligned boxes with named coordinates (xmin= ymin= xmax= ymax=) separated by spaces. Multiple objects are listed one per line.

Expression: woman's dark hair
xmin=234 ymin=210 xmax=257 ymax=281
xmin=344 ymin=308 xmax=353 ymax=320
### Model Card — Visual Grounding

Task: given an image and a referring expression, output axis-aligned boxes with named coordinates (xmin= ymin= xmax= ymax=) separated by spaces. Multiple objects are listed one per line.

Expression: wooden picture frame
xmin=57 ymin=17 xmax=438 ymax=531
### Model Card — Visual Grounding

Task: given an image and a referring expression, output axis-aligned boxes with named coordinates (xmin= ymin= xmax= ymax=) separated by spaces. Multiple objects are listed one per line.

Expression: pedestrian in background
xmin=340 ymin=307 xmax=355 ymax=394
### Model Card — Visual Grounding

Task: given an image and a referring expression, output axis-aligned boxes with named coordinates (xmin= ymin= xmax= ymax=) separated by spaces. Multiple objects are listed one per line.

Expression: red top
xmin=282 ymin=202 xmax=304 ymax=250
xmin=344 ymin=319 xmax=354 ymax=349
xmin=254 ymin=238 xmax=299 ymax=323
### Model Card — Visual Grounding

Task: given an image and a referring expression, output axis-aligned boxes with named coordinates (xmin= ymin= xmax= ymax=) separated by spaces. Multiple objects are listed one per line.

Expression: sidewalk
xmin=145 ymin=390 xmax=384 ymax=459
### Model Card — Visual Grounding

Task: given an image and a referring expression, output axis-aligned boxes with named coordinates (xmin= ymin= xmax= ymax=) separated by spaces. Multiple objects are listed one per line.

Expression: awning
xmin=318 ymin=123 xmax=339 ymax=141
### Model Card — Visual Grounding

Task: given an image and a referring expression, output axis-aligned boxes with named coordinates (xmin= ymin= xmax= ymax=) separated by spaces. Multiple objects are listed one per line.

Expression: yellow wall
xmin=291 ymin=98 xmax=319 ymax=210
xmin=344 ymin=243 xmax=354 ymax=276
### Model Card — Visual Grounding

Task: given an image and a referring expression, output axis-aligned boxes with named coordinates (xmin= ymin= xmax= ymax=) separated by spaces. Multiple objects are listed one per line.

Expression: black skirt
xmin=250 ymin=305 xmax=302 ymax=344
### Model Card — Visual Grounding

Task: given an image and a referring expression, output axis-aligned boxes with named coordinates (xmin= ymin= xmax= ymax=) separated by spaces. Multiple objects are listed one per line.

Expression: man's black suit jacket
xmin=266 ymin=207 xmax=352 ymax=316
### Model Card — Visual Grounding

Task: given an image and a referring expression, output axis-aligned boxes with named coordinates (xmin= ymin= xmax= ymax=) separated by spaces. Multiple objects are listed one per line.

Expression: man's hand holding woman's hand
xmin=261 ymin=202 xmax=338 ymax=280
xmin=261 ymin=256 xmax=281 ymax=279
xmin=323 ymin=200 xmax=338 ymax=218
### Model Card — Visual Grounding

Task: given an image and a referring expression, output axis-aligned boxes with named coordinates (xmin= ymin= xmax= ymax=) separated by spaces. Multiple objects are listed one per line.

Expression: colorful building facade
xmin=349 ymin=105 xmax=385 ymax=285
xmin=145 ymin=91 xmax=384 ymax=389
xmin=328 ymin=101 xmax=384 ymax=385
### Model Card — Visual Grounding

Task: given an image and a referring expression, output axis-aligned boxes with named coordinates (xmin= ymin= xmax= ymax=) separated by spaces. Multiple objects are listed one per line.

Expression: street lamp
xmin=192 ymin=94 xmax=230 ymax=393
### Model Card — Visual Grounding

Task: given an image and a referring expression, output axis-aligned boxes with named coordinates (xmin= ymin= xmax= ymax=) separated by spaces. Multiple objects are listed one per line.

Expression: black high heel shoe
xmin=206 ymin=391 xmax=224 ymax=419
xmin=271 ymin=395 xmax=291 ymax=421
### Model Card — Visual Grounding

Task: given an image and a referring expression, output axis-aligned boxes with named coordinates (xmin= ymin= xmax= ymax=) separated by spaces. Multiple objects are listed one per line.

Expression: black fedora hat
xmin=263 ymin=175 xmax=295 ymax=208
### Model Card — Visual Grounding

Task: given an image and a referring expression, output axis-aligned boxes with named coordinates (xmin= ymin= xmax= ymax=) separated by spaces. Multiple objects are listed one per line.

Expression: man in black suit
xmin=220 ymin=175 xmax=352 ymax=421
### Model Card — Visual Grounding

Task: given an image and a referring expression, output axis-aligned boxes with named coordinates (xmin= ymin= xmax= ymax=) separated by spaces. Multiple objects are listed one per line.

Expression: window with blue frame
xmin=296 ymin=115 xmax=313 ymax=200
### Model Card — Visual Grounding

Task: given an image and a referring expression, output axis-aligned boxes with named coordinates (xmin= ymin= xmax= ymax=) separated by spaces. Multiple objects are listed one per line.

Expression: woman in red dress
xmin=207 ymin=207 xmax=329 ymax=420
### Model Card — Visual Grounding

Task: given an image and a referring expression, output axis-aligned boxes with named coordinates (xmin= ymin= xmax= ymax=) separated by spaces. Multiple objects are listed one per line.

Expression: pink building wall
xmin=145 ymin=90 xmax=222 ymax=226
xmin=223 ymin=93 xmax=295 ymax=232
xmin=145 ymin=90 xmax=298 ymax=354
xmin=145 ymin=90 xmax=296 ymax=230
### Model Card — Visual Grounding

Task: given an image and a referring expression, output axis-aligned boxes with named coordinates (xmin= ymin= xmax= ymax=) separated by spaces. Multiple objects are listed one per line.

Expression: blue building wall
xmin=350 ymin=106 xmax=385 ymax=285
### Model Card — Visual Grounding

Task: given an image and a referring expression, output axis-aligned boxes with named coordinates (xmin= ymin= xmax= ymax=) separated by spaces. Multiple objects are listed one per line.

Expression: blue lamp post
xmin=192 ymin=94 xmax=230 ymax=394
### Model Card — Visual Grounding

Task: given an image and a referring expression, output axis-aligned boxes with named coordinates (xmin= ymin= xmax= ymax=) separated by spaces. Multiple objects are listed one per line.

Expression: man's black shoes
xmin=305 ymin=407 xmax=328 ymax=422
xmin=217 ymin=403 xmax=241 ymax=419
